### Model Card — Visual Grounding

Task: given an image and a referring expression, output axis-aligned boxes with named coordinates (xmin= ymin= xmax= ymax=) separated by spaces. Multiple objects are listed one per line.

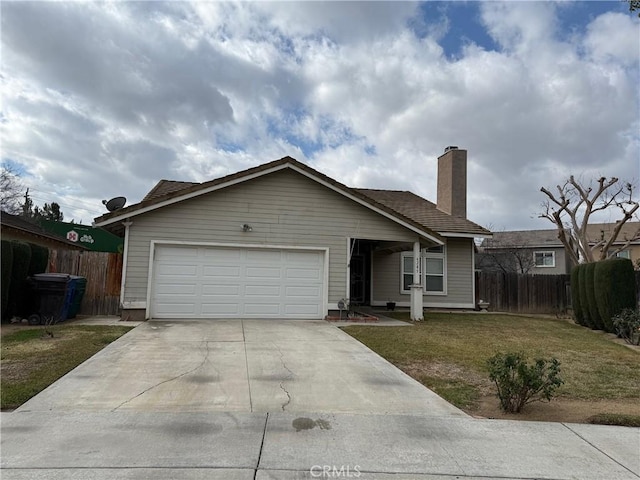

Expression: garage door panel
xmin=284 ymin=304 xmax=321 ymax=315
xmin=156 ymin=265 xmax=198 ymax=276
xmin=285 ymin=285 xmax=321 ymax=297
xmin=201 ymin=285 xmax=241 ymax=296
xmin=202 ymin=265 xmax=241 ymax=277
xmin=200 ymin=303 xmax=241 ymax=315
xmin=155 ymin=284 xmax=197 ymax=295
xmin=286 ymin=267 xmax=321 ymax=279
xmin=245 ymin=266 xmax=282 ymax=279
xmin=245 ymin=285 xmax=281 ymax=296
xmin=152 ymin=246 xmax=324 ymax=319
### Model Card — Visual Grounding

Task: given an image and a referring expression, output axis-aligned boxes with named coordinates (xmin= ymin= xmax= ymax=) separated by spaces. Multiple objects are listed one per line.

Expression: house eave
xmin=95 ymin=160 xmax=446 ymax=246
xmin=439 ymin=231 xmax=492 ymax=239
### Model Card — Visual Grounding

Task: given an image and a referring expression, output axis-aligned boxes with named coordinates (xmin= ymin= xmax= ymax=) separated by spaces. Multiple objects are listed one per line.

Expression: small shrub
xmin=612 ymin=308 xmax=640 ymax=346
xmin=487 ymin=352 xmax=564 ymax=413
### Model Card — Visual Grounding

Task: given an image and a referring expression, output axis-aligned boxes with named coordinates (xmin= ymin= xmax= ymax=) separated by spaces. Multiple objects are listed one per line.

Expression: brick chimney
xmin=437 ymin=146 xmax=467 ymax=218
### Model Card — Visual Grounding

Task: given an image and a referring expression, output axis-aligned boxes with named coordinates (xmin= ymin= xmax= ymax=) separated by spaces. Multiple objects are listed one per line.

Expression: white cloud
xmin=0 ymin=1 xmax=638 ymax=232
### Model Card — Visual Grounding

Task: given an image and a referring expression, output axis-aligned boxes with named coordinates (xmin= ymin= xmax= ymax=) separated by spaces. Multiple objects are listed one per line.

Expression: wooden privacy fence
xmin=48 ymin=250 xmax=122 ymax=316
xmin=476 ymin=272 xmax=571 ymax=314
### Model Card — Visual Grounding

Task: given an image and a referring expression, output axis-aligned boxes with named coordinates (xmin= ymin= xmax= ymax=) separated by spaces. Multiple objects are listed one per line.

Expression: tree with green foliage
xmin=20 ymin=189 xmax=65 ymax=223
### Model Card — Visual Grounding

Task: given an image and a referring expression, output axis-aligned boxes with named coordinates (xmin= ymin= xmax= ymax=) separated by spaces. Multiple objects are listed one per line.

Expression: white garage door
xmin=151 ymin=245 xmax=325 ymax=319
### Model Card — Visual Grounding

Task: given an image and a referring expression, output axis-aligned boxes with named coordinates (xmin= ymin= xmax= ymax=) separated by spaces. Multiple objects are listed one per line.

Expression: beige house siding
xmin=123 ymin=169 xmax=425 ymax=310
xmin=529 ymin=247 xmax=570 ymax=275
xmin=371 ymin=237 xmax=475 ymax=308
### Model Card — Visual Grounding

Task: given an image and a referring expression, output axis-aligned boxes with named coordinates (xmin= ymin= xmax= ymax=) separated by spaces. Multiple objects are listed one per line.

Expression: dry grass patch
xmin=342 ymin=312 xmax=640 ymax=425
xmin=1 ymin=325 xmax=133 ymax=410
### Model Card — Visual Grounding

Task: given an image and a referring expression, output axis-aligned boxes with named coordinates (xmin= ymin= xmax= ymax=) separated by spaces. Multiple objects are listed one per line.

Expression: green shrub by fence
xmin=571 ymin=265 xmax=585 ymax=326
xmin=594 ymin=258 xmax=636 ymax=333
xmin=27 ymin=243 xmax=49 ymax=277
xmin=584 ymin=263 xmax=604 ymax=330
xmin=1 ymin=240 xmax=13 ymax=319
xmin=7 ymin=241 xmax=31 ymax=319
xmin=578 ymin=264 xmax=593 ymax=328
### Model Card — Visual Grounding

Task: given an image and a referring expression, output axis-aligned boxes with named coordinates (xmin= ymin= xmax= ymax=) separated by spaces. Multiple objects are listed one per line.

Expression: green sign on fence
xmin=39 ymin=220 xmax=124 ymax=253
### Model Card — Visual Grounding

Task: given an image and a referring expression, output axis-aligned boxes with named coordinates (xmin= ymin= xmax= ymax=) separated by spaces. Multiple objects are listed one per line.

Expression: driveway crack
xmin=111 ymin=340 xmax=212 ymax=411
xmin=275 ymin=344 xmax=294 ymax=411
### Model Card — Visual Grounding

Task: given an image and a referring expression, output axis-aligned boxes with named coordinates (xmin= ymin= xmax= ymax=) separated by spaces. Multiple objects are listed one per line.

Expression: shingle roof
xmin=94 ymin=156 xmax=490 ymax=238
xmin=143 ymin=180 xmax=199 ymax=202
xmin=355 ymin=189 xmax=490 ymax=236
xmin=1 ymin=211 xmax=87 ymax=249
xmin=483 ymin=222 xmax=640 ymax=248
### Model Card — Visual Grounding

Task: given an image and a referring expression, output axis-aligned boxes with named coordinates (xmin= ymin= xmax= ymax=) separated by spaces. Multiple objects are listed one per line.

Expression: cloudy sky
xmin=2 ymin=1 xmax=639 ymax=231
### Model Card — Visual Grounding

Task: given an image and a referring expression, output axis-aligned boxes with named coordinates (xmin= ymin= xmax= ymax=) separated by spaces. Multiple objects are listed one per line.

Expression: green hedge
xmin=594 ymin=258 xmax=636 ymax=333
xmin=578 ymin=264 xmax=593 ymax=328
xmin=27 ymin=243 xmax=49 ymax=276
xmin=1 ymin=240 xmax=13 ymax=320
xmin=584 ymin=262 xmax=604 ymax=330
xmin=571 ymin=265 xmax=585 ymax=326
xmin=7 ymin=241 xmax=31 ymax=320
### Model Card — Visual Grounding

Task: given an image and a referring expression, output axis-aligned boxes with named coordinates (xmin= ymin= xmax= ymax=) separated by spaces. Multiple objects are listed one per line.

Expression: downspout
xmin=120 ymin=219 xmax=133 ymax=307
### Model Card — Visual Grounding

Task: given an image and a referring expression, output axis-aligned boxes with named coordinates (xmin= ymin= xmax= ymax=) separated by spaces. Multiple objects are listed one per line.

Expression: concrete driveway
xmin=16 ymin=319 xmax=464 ymax=416
xmin=4 ymin=319 xmax=638 ymax=479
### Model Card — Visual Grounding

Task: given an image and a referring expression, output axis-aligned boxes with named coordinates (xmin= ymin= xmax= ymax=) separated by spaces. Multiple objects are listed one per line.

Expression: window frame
xmin=400 ymin=246 xmax=447 ymax=295
xmin=533 ymin=251 xmax=555 ymax=268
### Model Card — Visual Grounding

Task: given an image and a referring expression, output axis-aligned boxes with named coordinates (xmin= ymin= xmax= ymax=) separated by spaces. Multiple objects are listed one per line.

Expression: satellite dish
xmin=102 ymin=196 xmax=127 ymax=212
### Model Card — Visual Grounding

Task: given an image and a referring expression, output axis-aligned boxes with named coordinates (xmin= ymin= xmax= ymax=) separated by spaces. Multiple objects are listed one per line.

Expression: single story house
xmin=94 ymin=147 xmax=491 ymax=321
xmin=477 ymin=222 xmax=640 ymax=275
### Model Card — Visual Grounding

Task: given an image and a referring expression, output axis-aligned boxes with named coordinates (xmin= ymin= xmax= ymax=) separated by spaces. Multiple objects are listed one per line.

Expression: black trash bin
xmin=27 ymin=273 xmax=76 ymax=325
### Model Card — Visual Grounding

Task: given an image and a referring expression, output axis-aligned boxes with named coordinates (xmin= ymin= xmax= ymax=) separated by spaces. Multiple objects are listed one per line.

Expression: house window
xmin=615 ymin=250 xmax=630 ymax=259
xmin=534 ymin=251 xmax=555 ymax=267
xmin=401 ymin=246 xmax=446 ymax=294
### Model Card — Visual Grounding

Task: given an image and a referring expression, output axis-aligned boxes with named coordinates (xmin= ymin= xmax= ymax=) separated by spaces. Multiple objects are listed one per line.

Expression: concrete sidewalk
xmin=1 ymin=410 xmax=638 ymax=479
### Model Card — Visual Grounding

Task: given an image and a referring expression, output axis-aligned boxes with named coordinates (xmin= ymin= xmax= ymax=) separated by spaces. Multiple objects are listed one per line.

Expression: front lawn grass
xmin=342 ymin=312 xmax=640 ymax=423
xmin=1 ymin=325 xmax=133 ymax=410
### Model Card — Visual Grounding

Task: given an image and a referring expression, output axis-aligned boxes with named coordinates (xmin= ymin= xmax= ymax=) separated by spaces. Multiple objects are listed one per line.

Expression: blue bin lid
xmin=32 ymin=273 xmax=71 ymax=283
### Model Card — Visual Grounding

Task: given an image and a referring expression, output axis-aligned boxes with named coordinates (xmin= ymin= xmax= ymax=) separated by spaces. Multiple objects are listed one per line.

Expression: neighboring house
xmin=94 ymin=148 xmax=491 ymax=321
xmin=38 ymin=220 xmax=124 ymax=253
xmin=477 ymin=222 xmax=640 ymax=275
xmin=1 ymin=211 xmax=86 ymax=251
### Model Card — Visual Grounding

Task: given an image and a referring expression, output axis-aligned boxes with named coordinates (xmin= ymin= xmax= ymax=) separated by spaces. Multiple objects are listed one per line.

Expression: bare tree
xmin=540 ymin=176 xmax=639 ymax=264
xmin=477 ymin=234 xmax=536 ymax=274
xmin=0 ymin=166 xmax=24 ymax=215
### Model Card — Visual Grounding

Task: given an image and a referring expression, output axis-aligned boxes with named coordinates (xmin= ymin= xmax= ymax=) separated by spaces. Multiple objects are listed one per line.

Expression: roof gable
xmin=94 ymin=156 xmax=489 ymax=239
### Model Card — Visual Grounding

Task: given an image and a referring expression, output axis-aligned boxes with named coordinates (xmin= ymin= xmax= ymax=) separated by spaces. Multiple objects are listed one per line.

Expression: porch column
xmin=410 ymin=240 xmax=424 ymax=321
